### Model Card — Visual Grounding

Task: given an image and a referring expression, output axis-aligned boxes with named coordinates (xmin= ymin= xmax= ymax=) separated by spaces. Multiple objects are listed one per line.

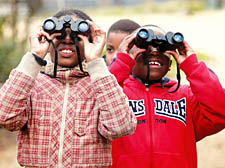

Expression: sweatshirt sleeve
xmin=0 ymin=52 xmax=41 ymax=131
xmin=109 ymin=53 xmax=135 ymax=86
xmin=87 ymin=58 xmax=137 ymax=141
xmin=179 ymin=54 xmax=225 ymax=141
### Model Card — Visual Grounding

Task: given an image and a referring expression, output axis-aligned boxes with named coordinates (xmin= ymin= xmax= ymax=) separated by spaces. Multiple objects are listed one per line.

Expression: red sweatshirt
xmin=109 ymin=52 xmax=225 ymax=168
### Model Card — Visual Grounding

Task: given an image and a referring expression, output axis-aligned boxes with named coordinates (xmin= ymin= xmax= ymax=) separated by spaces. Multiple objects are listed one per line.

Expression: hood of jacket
xmin=126 ymin=75 xmax=179 ymax=92
xmin=41 ymin=55 xmax=89 ymax=80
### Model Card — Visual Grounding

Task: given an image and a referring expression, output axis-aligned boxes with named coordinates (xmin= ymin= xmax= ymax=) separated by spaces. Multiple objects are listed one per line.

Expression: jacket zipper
xmin=147 ymin=86 xmax=153 ymax=168
xmin=58 ymin=71 xmax=70 ymax=167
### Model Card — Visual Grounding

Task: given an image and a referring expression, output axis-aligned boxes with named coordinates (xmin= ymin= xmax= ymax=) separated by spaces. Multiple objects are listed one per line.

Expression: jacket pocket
xmin=74 ymin=117 xmax=87 ymax=136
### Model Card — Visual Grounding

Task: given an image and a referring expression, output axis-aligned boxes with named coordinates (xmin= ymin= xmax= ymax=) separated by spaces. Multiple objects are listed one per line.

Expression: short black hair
xmin=53 ymin=8 xmax=93 ymax=21
xmin=107 ymin=19 xmax=140 ymax=36
xmin=142 ymin=24 xmax=166 ymax=33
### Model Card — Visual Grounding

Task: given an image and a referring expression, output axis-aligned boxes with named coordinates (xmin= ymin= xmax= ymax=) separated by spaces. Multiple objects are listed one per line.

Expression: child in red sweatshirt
xmin=109 ymin=25 xmax=225 ymax=168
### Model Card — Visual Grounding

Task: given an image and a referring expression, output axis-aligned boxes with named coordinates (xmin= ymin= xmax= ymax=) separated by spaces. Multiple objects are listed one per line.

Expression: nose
xmin=147 ymin=45 xmax=159 ymax=56
xmin=63 ymin=28 xmax=73 ymax=43
xmin=148 ymin=45 xmax=158 ymax=52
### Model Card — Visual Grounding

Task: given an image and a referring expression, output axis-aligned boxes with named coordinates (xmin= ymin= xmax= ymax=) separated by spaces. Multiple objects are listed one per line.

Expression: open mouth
xmin=148 ymin=60 xmax=162 ymax=67
xmin=61 ymin=49 xmax=73 ymax=54
xmin=59 ymin=48 xmax=75 ymax=57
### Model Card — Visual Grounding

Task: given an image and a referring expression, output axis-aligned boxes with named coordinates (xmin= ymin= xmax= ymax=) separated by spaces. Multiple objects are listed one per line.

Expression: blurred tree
xmin=207 ymin=0 xmax=224 ymax=9
xmin=0 ymin=0 xmax=43 ymax=83
xmin=10 ymin=0 xmax=18 ymax=42
xmin=0 ymin=17 xmax=6 ymax=39
xmin=21 ymin=0 xmax=43 ymax=48
xmin=8 ymin=0 xmax=43 ymax=47
xmin=186 ymin=0 xmax=206 ymax=15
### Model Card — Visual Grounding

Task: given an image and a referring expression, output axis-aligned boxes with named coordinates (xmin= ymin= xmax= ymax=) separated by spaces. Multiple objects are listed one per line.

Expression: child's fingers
xmin=118 ymin=34 xmax=136 ymax=53
xmin=86 ymin=20 xmax=100 ymax=39
xmin=165 ymin=50 xmax=179 ymax=62
xmin=86 ymin=20 xmax=105 ymax=44
xmin=48 ymin=33 xmax=61 ymax=41
xmin=131 ymin=49 xmax=146 ymax=60
xmin=78 ymin=34 xmax=89 ymax=44
xmin=38 ymin=26 xmax=60 ymax=42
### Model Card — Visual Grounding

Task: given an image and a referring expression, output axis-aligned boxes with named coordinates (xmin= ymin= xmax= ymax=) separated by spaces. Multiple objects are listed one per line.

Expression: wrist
xmin=32 ymin=53 xmax=47 ymax=66
xmin=16 ymin=52 xmax=43 ymax=78
xmin=30 ymin=50 xmax=46 ymax=59
xmin=86 ymin=55 xmax=101 ymax=63
xmin=87 ymin=58 xmax=111 ymax=82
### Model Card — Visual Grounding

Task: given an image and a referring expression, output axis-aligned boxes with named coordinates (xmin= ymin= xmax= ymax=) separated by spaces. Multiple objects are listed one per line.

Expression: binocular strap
xmin=161 ymin=62 xmax=181 ymax=93
xmin=143 ymin=51 xmax=150 ymax=91
xmin=49 ymin=40 xmax=58 ymax=78
xmin=46 ymin=37 xmax=84 ymax=79
xmin=143 ymin=50 xmax=181 ymax=93
xmin=74 ymin=36 xmax=84 ymax=72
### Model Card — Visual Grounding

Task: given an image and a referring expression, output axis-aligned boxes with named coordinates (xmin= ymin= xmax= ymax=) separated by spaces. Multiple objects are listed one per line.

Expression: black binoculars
xmin=135 ymin=28 xmax=184 ymax=51
xmin=43 ymin=15 xmax=90 ymax=39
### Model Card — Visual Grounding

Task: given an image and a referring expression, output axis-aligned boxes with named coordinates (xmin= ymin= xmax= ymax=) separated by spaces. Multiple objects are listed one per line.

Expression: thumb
xmin=165 ymin=50 xmax=179 ymax=62
xmin=78 ymin=34 xmax=89 ymax=45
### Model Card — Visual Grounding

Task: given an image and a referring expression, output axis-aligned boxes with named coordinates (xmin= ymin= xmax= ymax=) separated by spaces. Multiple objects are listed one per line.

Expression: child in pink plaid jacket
xmin=0 ymin=9 xmax=137 ymax=168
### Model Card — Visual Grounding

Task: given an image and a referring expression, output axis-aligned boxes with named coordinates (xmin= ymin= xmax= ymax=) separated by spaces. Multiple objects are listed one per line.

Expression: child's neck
xmin=132 ymin=75 xmax=162 ymax=85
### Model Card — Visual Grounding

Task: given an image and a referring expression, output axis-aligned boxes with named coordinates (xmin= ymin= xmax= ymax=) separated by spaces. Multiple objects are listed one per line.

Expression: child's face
xmin=132 ymin=50 xmax=172 ymax=81
xmin=132 ymin=27 xmax=172 ymax=81
xmin=106 ymin=32 xmax=128 ymax=66
xmin=49 ymin=16 xmax=85 ymax=68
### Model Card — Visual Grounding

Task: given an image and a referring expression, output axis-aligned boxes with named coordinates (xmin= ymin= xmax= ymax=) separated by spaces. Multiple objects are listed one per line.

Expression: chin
xmin=58 ymin=63 xmax=76 ymax=68
xmin=148 ymin=76 xmax=163 ymax=81
xmin=149 ymin=78 xmax=161 ymax=81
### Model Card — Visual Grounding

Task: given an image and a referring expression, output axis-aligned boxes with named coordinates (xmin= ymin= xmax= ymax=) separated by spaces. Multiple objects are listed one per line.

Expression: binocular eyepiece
xmin=135 ymin=28 xmax=184 ymax=52
xmin=43 ymin=15 xmax=90 ymax=39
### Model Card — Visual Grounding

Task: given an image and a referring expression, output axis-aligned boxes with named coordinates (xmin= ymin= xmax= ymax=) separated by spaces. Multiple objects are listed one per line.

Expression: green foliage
xmin=0 ymin=41 xmax=23 ymax=82
xmin=87 ymin=1 xmax=208 ymax=17
xmin=102 ymin=47 xmax=106 ymax=57
xmin=186 ymin=1 xmax=207 ymax=15
xmin=0 ymin=17 xmax=6 ymax=38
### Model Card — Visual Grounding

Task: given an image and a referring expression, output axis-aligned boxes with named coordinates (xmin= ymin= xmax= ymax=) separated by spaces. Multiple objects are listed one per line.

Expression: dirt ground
xmin=0 ymin=9 xmax=225 ymax=168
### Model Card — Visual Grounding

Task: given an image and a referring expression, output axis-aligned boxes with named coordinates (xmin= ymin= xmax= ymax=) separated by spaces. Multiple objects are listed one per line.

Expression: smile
xmin=59 ymin=48 xmax=75 ymax=58
xmin=149 ymin=61 xmax=162 ymax=66
xmin=61 ymin=49 xmax=73 ymax=53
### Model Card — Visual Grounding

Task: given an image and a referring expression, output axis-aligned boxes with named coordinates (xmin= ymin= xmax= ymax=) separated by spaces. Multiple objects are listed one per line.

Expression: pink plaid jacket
xmin=0 ymin=53 xmax=137 ymax=168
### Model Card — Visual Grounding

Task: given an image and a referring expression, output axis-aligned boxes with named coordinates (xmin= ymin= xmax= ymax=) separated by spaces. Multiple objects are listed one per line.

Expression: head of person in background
xmin=104 ymin=19 xmax=140 ymax=66
xmin=131 ymin=24 xmax=172 ymax=82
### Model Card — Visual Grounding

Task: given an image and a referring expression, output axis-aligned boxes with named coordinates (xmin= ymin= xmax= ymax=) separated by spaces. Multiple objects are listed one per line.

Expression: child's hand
xmin=29 ymin=25 xmax=60 ymax=59
xmin=79 ymin=20 xmax=106 ymax=62
xmin=165 ymin=40 xmax=195 ymax=64
xmin=118 ymin=34 xmax=146 ymax=59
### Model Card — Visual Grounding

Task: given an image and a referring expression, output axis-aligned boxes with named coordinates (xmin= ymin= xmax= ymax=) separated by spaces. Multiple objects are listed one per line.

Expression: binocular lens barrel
xmin=78 ymin=22 xmax=89 ymax=33
xmin=43 ymin=20 xmax=55 ymax=31
xmin=138 ymin=29 xmax=149 ymax=39
xmin=173 ymin=33 xmax=184 ymax=43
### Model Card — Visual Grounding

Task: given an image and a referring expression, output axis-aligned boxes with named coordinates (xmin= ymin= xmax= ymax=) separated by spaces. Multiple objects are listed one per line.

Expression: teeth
xmin=149 ymin=61 xmax=161 ymax=66
xmin=62 ymin=49 xmax=72 ymax=53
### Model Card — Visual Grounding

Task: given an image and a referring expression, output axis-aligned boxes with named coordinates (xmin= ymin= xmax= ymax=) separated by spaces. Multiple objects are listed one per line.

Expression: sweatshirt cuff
xmin=179 ymin=54 xmax=198 ymax=77
xmin=87 ymin=58 xmax=111 ymax=82
xmin=16 ymin=52 xmax=42 ymax=78
xmin=117 ymin=52 xmax=136 ymax=69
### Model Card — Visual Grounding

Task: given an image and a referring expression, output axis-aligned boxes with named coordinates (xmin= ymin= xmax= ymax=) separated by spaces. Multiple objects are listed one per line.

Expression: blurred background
xmin=0 ymin=0 xmax=224 ymax=168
